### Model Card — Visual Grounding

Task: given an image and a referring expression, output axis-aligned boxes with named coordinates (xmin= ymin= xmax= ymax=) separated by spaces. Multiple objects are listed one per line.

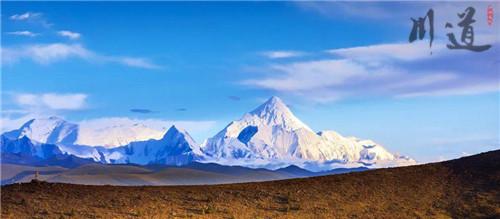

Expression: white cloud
xmin=387 ymin=73 xmax=457 ymax=89
xmin=397 ymin=81 xmax=500 ymax=98
xmin=261 ymin=50 xmax=306 ymax=59
xmin=327 ymin=41 xmax=447 ymax=62
xmin=243 ymin=41 xmax=499 ymax=102
xmin=243 ymin=59 xmax=382 ymax=92
xmin=29 ymin=44 xmax=91 ymax=64
xmin=8 ymin=12 xmax=52 ymax=27
xmin=57 ymin=30 xmax=81 ymax=40
xmin=15 ymin=93 xmax=88 ymax=110
xmin=2 ymin=43 xmax=162 ymax=69
xmin=242 ymin=58 xmax=403 ymax=102
xmin=2 ymin=43 xmax=91 ymax=65
xmin=41 ymin=93 xmax=88 ymax=110
xmin=10 ymin=12 xmax=41 ymax=21
xmin=15 ymin=94 xmax=38 ymax=106
xmin=5 ymin=11 xmax=160 ymax=69
xmin=1 ymin=93 xmax=88 ymax=131
xmin=114 ymin=57 xmax=162 ymax=69
xmin=6 ymin=31 xmax=39 ymax=37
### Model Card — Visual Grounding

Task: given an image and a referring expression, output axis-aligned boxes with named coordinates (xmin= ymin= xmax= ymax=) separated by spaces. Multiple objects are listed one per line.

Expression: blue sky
xmin=1 ymin=1 xmax=499 ymax=162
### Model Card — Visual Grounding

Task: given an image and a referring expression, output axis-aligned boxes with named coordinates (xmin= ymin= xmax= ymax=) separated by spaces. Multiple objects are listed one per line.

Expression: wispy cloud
xmin=10 ymin=12 xmax=41 ymax=21
xmin=4 ymin=11 xmax=161 ymax=70
xmin=2 ymin=43 xmax=162 ymax=69
xmin=15 ymin=93 xmax=88 ymax=110
xmin=243 ymin=59 xmax=379 ymax=92
xmin=9 ymin=11 xmax=52 ymax=27
xmin=327 ymin=41 xmax=446 ymax=62
xmin=6 ymin=31 xmax=39 ymax=37
xmin=243 ymin=41 xmax=499 ymax=102
xmin=113 ymin=57 xmax=162 ymax=69
xmin=2 ymin=43 xmax=91 ymax=65
xmin=261 ymin=50 xmax=306 ymax=59
xmin=1 ymin=92 xmax=88 ymax=132
xmin=57 ymin=30 xmax=81 ymax=40
xmin=397 ymin=81 xmax=500 ymax=98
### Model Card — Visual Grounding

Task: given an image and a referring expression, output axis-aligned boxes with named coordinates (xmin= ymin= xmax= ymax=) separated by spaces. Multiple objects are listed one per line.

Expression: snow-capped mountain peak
xmin=160 ymin=125 xmax=198 ymax=153
xmin=250 ymin=96 xmax=289 ymax=117
xmin=201 ymin=96 xmax=415 ymax=171
xmin=100 ymin=125 xmax=202 ymax=165
xmin=246 ymin=96 xmax=312 ymax=132
xmin=3 ymin=116 xmax=165 ymax=148
xmin=201 ymin=96 xmax=316 ymax=160
xmin=3 ymin=116 xmax=78 ymax=145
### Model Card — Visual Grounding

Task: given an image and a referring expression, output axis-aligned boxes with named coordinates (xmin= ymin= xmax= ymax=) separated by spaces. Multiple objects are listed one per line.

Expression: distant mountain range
xmin=1 ymin=161 xmax=368 ymax=186
xmin=1 ymin=96 xmax=415 ymax=172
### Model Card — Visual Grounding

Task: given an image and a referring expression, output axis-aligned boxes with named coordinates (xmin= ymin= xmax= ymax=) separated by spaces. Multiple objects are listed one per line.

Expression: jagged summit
xmin=163 ymin=125 xmax=181 ymax=138
xmin=246 ymin=96 xmax=312 ymax=132
xmin=250 ymin=96 xmax=289 ymax=116
xmin=164 ymin=125 xmax=190 ymax=137
xmin=161 ymin=125 xmax=197 ymax=149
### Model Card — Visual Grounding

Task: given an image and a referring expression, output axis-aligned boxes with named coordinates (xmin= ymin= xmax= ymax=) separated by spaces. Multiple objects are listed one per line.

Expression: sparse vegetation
xmin=2 ymin=150 xmax=499 ymax=218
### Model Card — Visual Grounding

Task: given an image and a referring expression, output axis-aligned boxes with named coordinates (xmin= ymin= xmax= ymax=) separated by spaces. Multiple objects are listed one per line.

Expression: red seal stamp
xmin=487 ymin=5 xmax=493 ymax=26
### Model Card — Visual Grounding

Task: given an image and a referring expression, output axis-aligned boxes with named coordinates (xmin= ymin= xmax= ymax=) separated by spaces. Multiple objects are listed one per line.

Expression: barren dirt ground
xmin=2 ymin=150 xmax=499 ymax=219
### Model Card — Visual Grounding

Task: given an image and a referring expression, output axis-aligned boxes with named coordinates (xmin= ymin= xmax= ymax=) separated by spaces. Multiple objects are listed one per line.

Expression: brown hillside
xmin=2 ymin=150 xmax=499 ymax=219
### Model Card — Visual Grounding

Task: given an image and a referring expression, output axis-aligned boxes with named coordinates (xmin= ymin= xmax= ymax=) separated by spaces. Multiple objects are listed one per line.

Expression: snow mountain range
xmin=2 ymin=116 xmax=165 ymax=148
xmin=1 ymin=96 xmax=415 ymax=171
